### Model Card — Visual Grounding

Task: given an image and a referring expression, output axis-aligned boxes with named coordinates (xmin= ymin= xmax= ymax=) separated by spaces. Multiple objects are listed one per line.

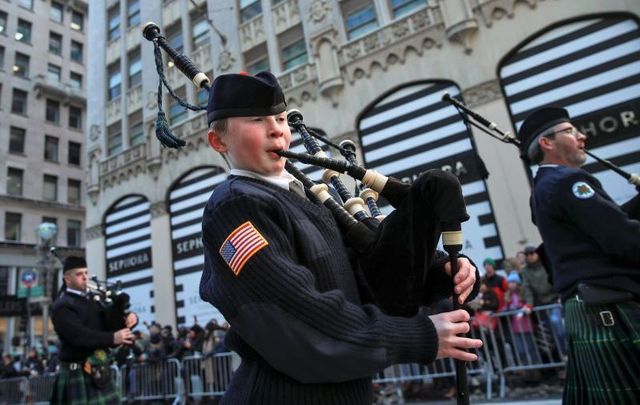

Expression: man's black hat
xmin=518 ymin=107 xmax=571 ymax=160
xmin=63 ymin=256 xmax=86 ymax=273
xmin=206 ymin=72 xmax=287 ymax=126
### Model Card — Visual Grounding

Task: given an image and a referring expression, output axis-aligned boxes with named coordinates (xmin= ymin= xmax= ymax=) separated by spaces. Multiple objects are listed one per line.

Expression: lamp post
xmin=36 ymin=222 xmax=58 ymax=352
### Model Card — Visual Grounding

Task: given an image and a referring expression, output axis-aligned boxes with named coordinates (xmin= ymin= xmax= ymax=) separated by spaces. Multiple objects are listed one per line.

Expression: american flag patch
xmin=219 ymin=221 xmax=269 ymax=276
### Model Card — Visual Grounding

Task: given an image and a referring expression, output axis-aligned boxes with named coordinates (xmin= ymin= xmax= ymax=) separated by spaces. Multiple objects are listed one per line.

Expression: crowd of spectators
xmin=0 ymin=319 xmax=231 ymax=380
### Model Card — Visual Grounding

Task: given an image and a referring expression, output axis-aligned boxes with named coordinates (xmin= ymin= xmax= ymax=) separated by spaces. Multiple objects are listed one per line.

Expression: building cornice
xmin=0 ymin=195 xmax=85 ymax=214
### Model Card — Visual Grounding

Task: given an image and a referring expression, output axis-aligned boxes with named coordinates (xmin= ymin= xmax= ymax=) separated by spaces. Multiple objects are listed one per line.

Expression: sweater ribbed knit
xmin=200 ymin=177 xmax=439 ymax=404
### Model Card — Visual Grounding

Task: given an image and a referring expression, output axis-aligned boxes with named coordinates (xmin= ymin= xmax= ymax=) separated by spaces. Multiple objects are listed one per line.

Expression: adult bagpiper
xmin=50 ymin=256 xmax=137 ymax=404
xmin=518 ymin=107 xmax=640 ymax=404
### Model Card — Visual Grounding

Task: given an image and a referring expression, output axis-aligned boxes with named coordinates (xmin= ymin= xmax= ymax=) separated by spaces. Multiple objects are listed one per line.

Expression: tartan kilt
xmin=563 ymin=298 xmax=640 ymax=405
xmin=50 ymin=366 xmax=120 ymax=405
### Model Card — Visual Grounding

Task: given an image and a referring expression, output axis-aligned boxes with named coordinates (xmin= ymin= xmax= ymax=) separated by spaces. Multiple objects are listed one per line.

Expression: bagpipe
xmin=441 ymin=92 xmax=640 ymax=221
xmin=143 ymin=22 xmax=473 ymax=403
xmin=50 ymin=247 xmax=133 ymax=331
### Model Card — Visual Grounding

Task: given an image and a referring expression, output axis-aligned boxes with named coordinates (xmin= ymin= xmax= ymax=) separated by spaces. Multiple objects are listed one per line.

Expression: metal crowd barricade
xmin=372 ymin=325 xmax=495 ymax=400
xmin=27 ymin=372 xmax=57 ymax=404
xmin=121 ymin=357 xmax=183 ymax=404
xmin=182 ymin=352 xmax=237 ymax=402
xmin=0 ymin=376 xmax=29 ymax=405
xmin=484 ymin=303 xmax=567 ymax=398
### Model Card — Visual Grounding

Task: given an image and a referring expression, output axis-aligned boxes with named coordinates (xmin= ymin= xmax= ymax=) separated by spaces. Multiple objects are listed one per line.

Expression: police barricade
xmin=182 ymin=352 xmax=237 ymax=402
xmin=372 ymin=325 xmax=495 ymax=400
xmin=27 ymin=372 xmax=57 ymax=404
xmin=0 ymin=376 xmax=29 ymax=405
xmin=483 ymin=303 xmax=567 ymax=398
xmin=121 ymin=357 xmax=183 ymax=404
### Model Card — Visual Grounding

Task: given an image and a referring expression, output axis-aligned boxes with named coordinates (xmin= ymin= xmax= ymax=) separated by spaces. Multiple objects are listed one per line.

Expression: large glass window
xmin=69 ymin=106 xmax=82 ymax=129
xmin=43 ymin=174 xmax=58 ymax=201
xmin=107 ymin=123 xmax=122 ymax=156
xmin=166 ymin=25 xmax=183 ymax=55
xmin=67 ymin=219 xmax=81 ymax=247
xmin=281 ymin=39 xmax=308 ymax=71
xmin=344 ymin=4 xmax=378 ymax=39
xmin=168 ymin=86 xmax=188 ymax=124
xmin=107 ymin=63 xmax=122 ymax=100
xmin=129 ymin=110 xmax=144 ymax=146
xmin=19 ymin=0 xmax=33 ymax=10
xmin=0 ymin=11 xmax=7 ymax=36
xmin=49 ymin=32 xmax=63 ymax=55
xmin=240 ymin=0 xmax=262 ymax=22
xmin=68 ymin=141 xmax=81 ymax=165
xmin=191 ymin=17 xmax=209 ymax=49
xmin=69 ymin=72 xmax=82 ymax=89
xmin=46 ymin=99 xmax=61 ymax=123
xmin=44 ymin=135 xmax=59 ymax=162
xmin=5 ymin=213 xmax=22 ymax=241
xmin=247 ymin=57 xmax=270 ymax=75
xmin=13 ymin=52 xmax=30 ymax=78
xmin=9 ymin=127 xmax=26 ymax=154
xmin=70 ymin=10 xmax=84 ymax=31
xmin=128 ymin=50 xmax=142 ymax=88
xmin=71 ymin=40 xmax=83 ymax=63
xmin=67 ymin=179 xmax=81 ymax=205
xmin=11 ymin=89 xmax=28 ymax=115
xmin=391 ymin=0 xmax=424 ymax=18
xmin=7 ymin=168 xmax=23 ymax=196
xmin=107 ymin=5 xmax=121 ymax=41
xmin=127 ymin=0 xmax=140 ymax=27
xmin=47 ymin=64 xmax=62 ymax=82
xmin=16 ymin=19 xmax=32 ymax=43
xmin=51 ymin=2 xmax=64 ymax=23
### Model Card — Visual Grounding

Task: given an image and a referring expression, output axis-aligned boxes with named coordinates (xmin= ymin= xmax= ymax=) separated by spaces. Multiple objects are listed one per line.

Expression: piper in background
xmin=50 ymin=256 xmax=137 ymax=405
xmin=518 ymin=107 xmax=640 ymax=404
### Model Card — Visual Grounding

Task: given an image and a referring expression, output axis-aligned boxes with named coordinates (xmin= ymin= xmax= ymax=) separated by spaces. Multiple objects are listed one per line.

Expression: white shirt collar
xmin=65 ymin=287 xmax=85 ymax=296
xmin=230 ymin=168 xmax=302 ymax=191
xmin=538 ymin=164 xmax=560 ymax=168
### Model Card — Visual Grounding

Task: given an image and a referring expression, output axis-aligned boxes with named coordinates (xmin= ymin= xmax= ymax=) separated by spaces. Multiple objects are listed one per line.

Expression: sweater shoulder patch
xmin=571 ymin=181 xmax=595 ymax=199
xmin=219 ymin=221 xmax=269 ymax=276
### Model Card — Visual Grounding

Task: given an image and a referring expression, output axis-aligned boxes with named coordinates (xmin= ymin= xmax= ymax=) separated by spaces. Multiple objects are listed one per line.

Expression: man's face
xmin=541 ymin=123 xmax=587 ymax=168
xmin=64 ymin=267 xmax=88 ymax=291
xmin=525 ymin=251 xmax=538 ymax=264
xmin=209 ymin=112 xmax=291 ymax=176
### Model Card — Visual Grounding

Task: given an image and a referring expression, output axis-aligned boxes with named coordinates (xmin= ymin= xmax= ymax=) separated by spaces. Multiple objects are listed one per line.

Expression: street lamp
xmin=36 ymin=222 xmax=58 ymax=353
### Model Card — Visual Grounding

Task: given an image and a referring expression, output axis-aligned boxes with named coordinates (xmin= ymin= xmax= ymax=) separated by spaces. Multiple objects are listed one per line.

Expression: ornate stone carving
xmin=309 ymin=0 xmax=330 ymax=24
xmin=461 ymin=79 xmax=503 ymax=108
xmin=89 ymin=124 xmax=101 ymax=141
xmin=218 ymin=50 xmax=236 ymax=72
xmin=85 ymin=224 xmax=104 ymax=241
xmin=146 ymin=91 xmax=158 ymax=110
xmin=150 ymin=201 xmax=168 ymax=218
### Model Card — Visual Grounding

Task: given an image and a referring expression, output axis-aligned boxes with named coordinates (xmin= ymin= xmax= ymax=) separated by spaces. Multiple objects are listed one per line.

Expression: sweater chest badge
xmin=219 ymin=221 xmax=269 ymax=276
xmin=571 ymin=181 xmax=594 ymax=199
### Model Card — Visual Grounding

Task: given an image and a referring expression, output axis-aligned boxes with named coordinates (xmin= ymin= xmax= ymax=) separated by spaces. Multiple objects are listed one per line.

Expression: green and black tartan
xmin=50 ymin=364 xmax=120 ymax=405
xmin=563 ymin=298 xmax=640 ymax=405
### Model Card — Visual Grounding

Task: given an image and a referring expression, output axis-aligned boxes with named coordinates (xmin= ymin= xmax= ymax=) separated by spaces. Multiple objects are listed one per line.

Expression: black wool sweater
xmin=200 ymin=176 xmax=440 ymax=405
xmin=51 ymin=292 xmax=116 ymax=362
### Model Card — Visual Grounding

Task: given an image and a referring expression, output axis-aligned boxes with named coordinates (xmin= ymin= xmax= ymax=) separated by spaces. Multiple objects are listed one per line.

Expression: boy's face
xmin=209 ymin=111 xmax=291 ymax=176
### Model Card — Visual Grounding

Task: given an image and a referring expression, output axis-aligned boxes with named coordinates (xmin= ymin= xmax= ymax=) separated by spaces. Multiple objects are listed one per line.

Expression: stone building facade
xmin=86 ymin=0 xmax=640 ymax=328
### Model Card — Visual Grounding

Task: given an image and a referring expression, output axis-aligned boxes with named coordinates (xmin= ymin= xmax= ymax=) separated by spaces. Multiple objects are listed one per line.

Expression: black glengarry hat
xmin=518 ymin=107 xmax=571 ymax=160
xmin=207 ymin=71 xmax=287 ymax=125
xmin=63 ymin=256 xmax=87 ymax=273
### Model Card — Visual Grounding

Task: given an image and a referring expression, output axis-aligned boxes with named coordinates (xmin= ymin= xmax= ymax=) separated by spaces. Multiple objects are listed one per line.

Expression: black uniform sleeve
xmin=52 ymin=301 xmax=115 ymax=349
xmin=200 ymin=194 xmax=438 ymax=384
xmin=558 ymin=173 xmax=640 ymax=265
